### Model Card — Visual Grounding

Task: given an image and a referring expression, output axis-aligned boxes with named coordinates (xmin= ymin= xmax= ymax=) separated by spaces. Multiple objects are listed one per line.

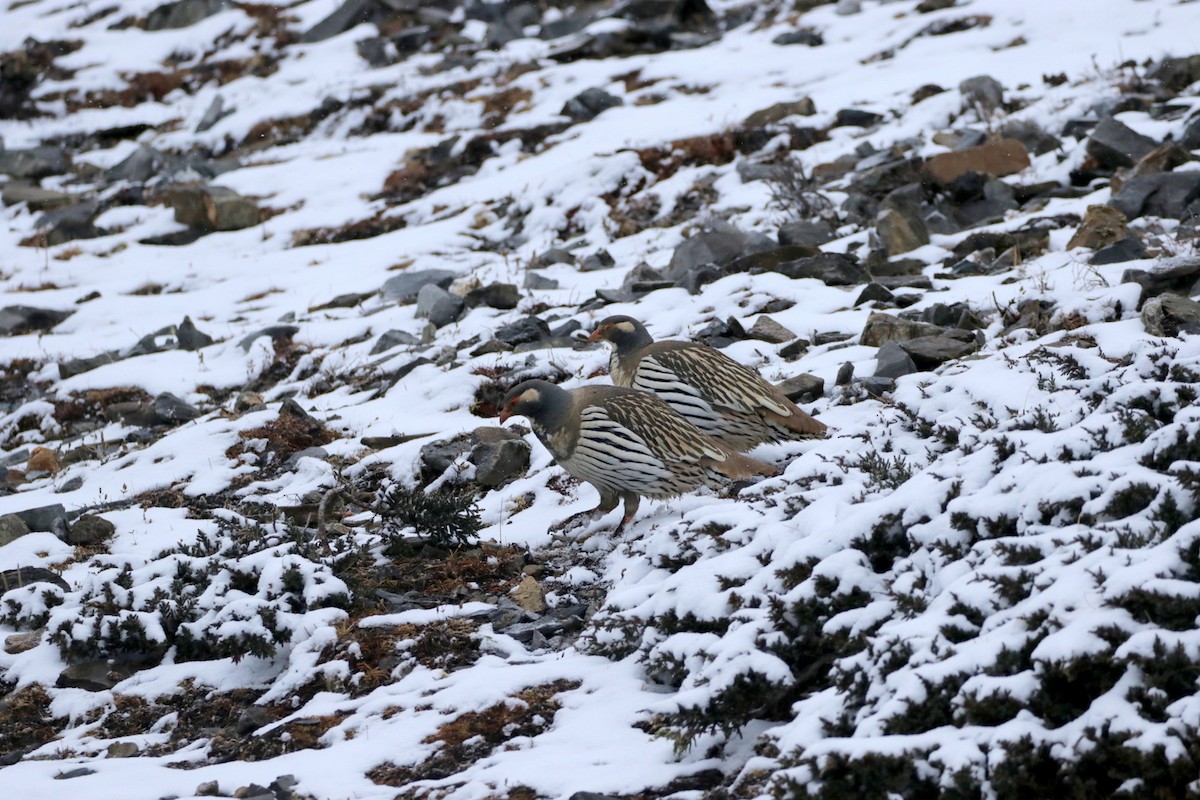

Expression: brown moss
xmin=236 ymin=410 xmax=335 ymax=461
xmin=0 ymin=684 xmax=68 ymax=752
xmin=291 ymin=211 xmax=407 ymax=247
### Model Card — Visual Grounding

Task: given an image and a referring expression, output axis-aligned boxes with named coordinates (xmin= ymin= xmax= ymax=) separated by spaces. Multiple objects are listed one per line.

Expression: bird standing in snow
xmin=588 ymin=315 xmax=828 ymax=451
xmin=498 ymin=379 xmax=775 ymax=533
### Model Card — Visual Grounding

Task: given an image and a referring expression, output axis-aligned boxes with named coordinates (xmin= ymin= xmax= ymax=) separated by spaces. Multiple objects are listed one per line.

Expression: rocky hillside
xmin=2 ymin=0 xmax=1200 ymax=797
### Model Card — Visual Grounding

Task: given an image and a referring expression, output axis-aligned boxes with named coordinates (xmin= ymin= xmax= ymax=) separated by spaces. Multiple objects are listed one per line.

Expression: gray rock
xmin=0 ymin=146 xmax=69 ymax=179
xmin=469 ymin=439 xmax=531 ymax=488
xmin=876 ymin=206 xmax=929 ymax=256
xmin=835 ymin=362 xmax=855 ymax=386
xmin=1 ymin=183 xmax=77 ymax=211
xmin=416 ymin=284 xmax=465 ymax=328
xmin=33 ymin=201 xmax=104 ymax=245
xmin=163 ymin=184 xmax=259 ymax=231
xmin=284 ymin=446 xmax=329 ymax=470
xmin=177 ymin=316 xmax=214 ymax=350
xmin=4 ymin=629 xmax=41 ymax=654
xmin=196 ymin=780 xmax=221 ymax=797
xmin=236 ymin=706 xmax=273 ymax=735
xmin=772 ymin=29 xmax=823 ymax=47
xmin=1110 ymin=172 xmax=1200 ymax=220
xmin=495 ymin=316 xmax=550 ymax=346
xmin=746 ymin=316 xmax=796 ymax=343
xmin=775 ymin=374 xmax=824 ymax=403
xmin=523 ymin=271 xmax=559 ymax=290
xmin=1142 ymin=293 xmax=1200 ymax=337
xmin=900 ymin=335 xmax=979 ymax=368
xmin=0 ymin=515 xmax=31 ymax=547
xmin=58 ymin=476 xmax=84 ymax=493
xmin=55 ymin=767 xmax=98 ymax=779
xmin=861 ymin=376 xmax=896 ymax=397
xmin=835 ymin=0 xmax=862 ymax=15
xmin=59 ymin=352 xmax=121 ymax=379
xmin=579 ymin=249 xmax=616 ymax=271
xmin=1000 ymin=119 xmax=1061 ymax=156
xmin=874 ymin=341 xmax=918 ymax=379
xmin=773 ymin=253 xmax=868 ymax=286
xmin=1086 ymin=118 xmax=1157 ymax=170
xmin=540 ymin=13 xmax=595 ymax=39
xmin=743 ymin=98 xmax=816 ymax=128
xmin=562 ymin=88 xmax=623 ymax=122
xmin=531 ymin=248 xmax=575 ymax=267
xmin=238 ymin=324 xmax=300 ymax=351
xmin=153 ymin=392 xmax=201 ymax=423
xmin=1091 ymin=237 xmax=1148 ymax=265
xmin=0 ymin=566 xmax=70 ymax=592
xmin=370 ymin=329 xmax=420 ymax=355
xmin=1183 ymin=114 xmax=1200 ymax=151
xmin=106 ymin=742 xmax=140 ymax=758
xmin=855 ymin=283 xmax=895 ymax=306
xmin=834 ymin=108 xmax=884 ymax=128
xmin=1121 ymin=257 xmax=1200 ymax=300
xmin=861 ymin=312 xmax=943 ymax=346
xmin=465 ymin=283 xmax=520 ymax=310
xmin=107 ymin=145 xmax=180 ymax=183
xmin=959 ymin=75 xmax=1005 ymax=113
xmin=667 ymin=222 xmax=775 ymax=280
xmin=196 ymin=94 xmax=231 ymax=133
xmin=14 ymin=504 xmax=68 ymax=534
xmin=302 ymin=0 xmax=374 ymax=43
xmin=57 ymin=661 xmax=123 ymax=692
xmin=67 ymin=515 xmax=115 ymax=546
xmin=0 ymin=305 xmax=73 ymax=335
xmin=778 ymin=220 xmax=835 ymax=247
xmin=381 ymin=269 xmax=456 ymax=303
xmin=1148 ymin=54 xmax=1200 ymax=92
xmin=144 ymin=0 xmax=228 ymax=30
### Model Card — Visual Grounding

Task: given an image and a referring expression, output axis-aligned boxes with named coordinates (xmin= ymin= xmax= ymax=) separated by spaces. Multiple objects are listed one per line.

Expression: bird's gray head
xmin=499 ymin=379 xmax=569 ymax=426
xmin=588 ymin=315 xmax=653 ymax=353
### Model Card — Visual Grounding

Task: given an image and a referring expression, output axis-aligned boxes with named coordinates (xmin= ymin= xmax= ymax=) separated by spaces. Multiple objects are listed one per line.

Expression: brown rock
xmin=923 ymin=138 xmax=1031 ymax=185
xmin=860 ymin=312 xmax=943 ymax=346
xmin=1067 ymin=205 xmax=1129 ymax=251
xmin=743 ymin=98 xmax=816 ymax=128
xmin=4 ymin=630 xmax=41 ymax=654
xmin=163 ymin=184 xmax=260 ymax=231
xmin=747 ymin=316 xmax=796 ymax=344
xmin=27 ymin=446 xmax=60 ymax=476
xmin=511 ymin=575 xmax=546 ymax=613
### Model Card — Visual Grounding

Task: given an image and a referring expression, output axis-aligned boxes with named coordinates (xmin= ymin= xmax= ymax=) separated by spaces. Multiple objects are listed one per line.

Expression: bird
xmin=588 ymin=315 xmax=828 ymax=451
xmin=498 ymin=379 xmax=775 ymax=534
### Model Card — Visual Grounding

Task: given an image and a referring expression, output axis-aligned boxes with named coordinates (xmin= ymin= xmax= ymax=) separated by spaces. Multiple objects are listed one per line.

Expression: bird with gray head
xmin=589 ymin=315 xmax=827 ymax=451
xmin=499 ymin=379 xmax=775 ymax=534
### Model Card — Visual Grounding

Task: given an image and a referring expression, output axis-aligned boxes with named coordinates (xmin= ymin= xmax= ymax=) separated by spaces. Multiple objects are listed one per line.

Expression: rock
xmin=0 ymin=305 xmax=73 ymax=336
xmin=27 ymin=446 xmax=59 ymax=476
xmin=1091 ymin=237 xmax=1148 ymax=265
xmin=58 ymin=476 xmax=84 ymax=493
xmin=1182 ymin=114 xmax=1200 ymax=151
xmin=416 ymin=284 xmax=465 ymax=328
xmin=874 ymin=341 xmax=918 ymax=379
xmin=57 ymin=661 xmax=126 ymax=692
xmin=4 ymin=630 xmax=41 ymax=654
xmin=238 ymin=324 xmax=298 ymax=351
xmin=772 ymin=29 xmax=823 ymax=47
xmin=923 ymin=138 xmax=1030 ymax=185
xmin=14 ymin=503 xmax=68 ymax=535
xmin=855 ymin=283 xmax=895 ymax=306
xmin=900 ymin=335 xmax=978 ymax=368
xmin=1110 ymin=172 xmax=1200 ymax=220
xmin=775 ymin=374 xmax=824 ymax=403
xmin=1142 ymin=293 xmax=1200 ymax=337
xmin=1121 ymin=257 xmax=1200 ymax=300
xmin=833 ymin=108 xmax=884 ymax=128
xmin=579 ymin=249 xmax=616 ymax=271
xmin=746 ymin=316 xmax=796 ymax=344
xmin=106 ymin=742 xmax=140 ymax=758
xmin=510 ymin=575 xmax=546 ymax=613
xmin=495 ymin=316 xmax=550 ymax=346
xmin=55 ymin=767 xmax=97 ymax=780
xmin=107 ymin=144 xmax=177 ymax=183
xmin=196 ymin=781 xmax=221 ymax=797
xmin=1 ymin=183 xmax=77 ymax=211
xmin=524 ymin=272 xmax=559 ymax=290
xmin=0 ymin=514 xmax=31 ymax=547
xmin=1086 ymin=118 xmax=1157 ymax=170
xmin=778 ymin=220 xmax=835 ymax=247
xmin=562 ymin=88 xmax=623 ymax=122
xmin=196 ymin=94 xmax=231 ymax=132
xmin=469 ymin=438 xmax=530 ymax=488
xmin=302 ymin=0 xmax=374 ymax=43
xmin=743 ymin=98 xmax=816 ymax=128
xmin=144 ymin=0 xmax=228 ymax=30
xmin=726 ymin=244 xmax=821 ymax=274
xmin=876 ymin=206 xmax=929 ymax=256
xmin=164 ymin=184 xmax=259 ymax=231
xmin=0 ymin=566 xmax=70 ymax=592
xmin=0 ymin=146 xmax=69 ymax=179
xmin=667 ymin=222 xmax=776 ymax=280
xmin=1067 ymin=205 xmax=1129 ymax=250
xmin=381 ymin=269 xmax=456 ymax=303
xmin=465 ymin=283 xmax=520 ymax=310
xmin=531 ymin=248 xmax=576 ymax=268
xmin=370 ymin=329 xmax=419 ymax=355
xmin=470 ymin=339 xmax=512 ymax=357
xmin=835 ymin=0 xmax=862 ymax=15
xmin=773 ymin=253 xmax=869 ymax=286
xmin=861 ymin=312 xmax=943 ymax=346
xmin=236 ymin=706 xmax=273 ymax=735
xmin=31 ymin=201 xmax=104 ymax=245
xmin=153 ymin=392 xmax=201 ymax=423
xmin=959 ymin=75 xmax=1005 ymax=113
xmin=778 ymin=338 xmax=811 ymax=360
xmin=916 ymin=0 xmax=955 ymax=11
xmin=58 ymin=352 xmax=120 ymax=379
xmin=177 ymin=316 xmax=214 ymax=350
xmin=68 ymin=515 xmax=115 ymax=546
xmin=1147 ymin=54 xmax=1200 ymax=92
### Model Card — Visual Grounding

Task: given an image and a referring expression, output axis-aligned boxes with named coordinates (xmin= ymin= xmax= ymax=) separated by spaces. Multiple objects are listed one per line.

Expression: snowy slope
xmin=2 ymin=0 xmax=1200 ymax=797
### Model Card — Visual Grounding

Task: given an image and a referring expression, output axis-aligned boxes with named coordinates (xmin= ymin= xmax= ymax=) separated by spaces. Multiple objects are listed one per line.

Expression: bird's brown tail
xmin=765 ymin=406 xmax=828 ymax=440
xmin=708 ymin=449 xmax=780 ymax=479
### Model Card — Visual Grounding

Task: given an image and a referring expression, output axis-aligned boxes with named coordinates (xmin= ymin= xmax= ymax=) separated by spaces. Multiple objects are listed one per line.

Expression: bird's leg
xmin=550 ymin=489 xmax=619 ymax=537
xmin=612 ymin=493 xmax=641 ymax=535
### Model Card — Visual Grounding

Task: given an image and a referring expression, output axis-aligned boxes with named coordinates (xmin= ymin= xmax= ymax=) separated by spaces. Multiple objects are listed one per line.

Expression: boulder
xmin=1091 ymin=237 xmax=1148 ymax=265
xmin=382 ymin=269 xmax=456 ymax=303
xmin=860 ymin=312 xmax=943 ymax=346
xmin=415 ymin=284 xmax=464 ymax=328
xmin=746 ymin=316 xmax=796 ymax=344
xmin=778 ymin=220 xmax=835 ymax=247
xmin=873 ymin=341 xmax=918 ymax=379
xmin=464 ymin=283 xmax=520 ymax=310
xmin=67 ymin=515 xmax=115 ymax=546
xmin=1142 ymin=293 xmax=1200 ymax=337
xmin=1109 ymin=172 xmax=1200 ymax=220
xmin=1086 ymin=118 xmax=1157 ymax=170
xmin=0 ymin=515 xmax=31 ymax=547
xmin=32 ymin=201 xmax=105 ymax=245
xmin=876 ymin=206 xmax=929 ymax=256
xmin=495 ymin=316 xmax=550 ymax=346
xmin=900 ymin=335 xmax=978 ymax=368
xmin=1121 ymin=257 xmax=1200 ymax=300
xmin=833 ymin=108 xmax=884 ymax=128
xmin=469 ymin=438 xmax=530 ymax=488
xmin=13 ymin=503 xmax=68 ymax=535
xmin=163 ymin=185 xmax=259 ymax=231
xmin=923 ymin=138 xmax=1030 ymax=185
xmin=775 ymin=374 xmax=824 ymax=403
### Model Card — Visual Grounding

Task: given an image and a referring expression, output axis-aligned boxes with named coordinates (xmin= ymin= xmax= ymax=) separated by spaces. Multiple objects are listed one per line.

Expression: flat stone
xmin=0 ymin=146 xmax=70 ymax=179
xmin=861 ymin=312 xmax=943 ymax=346
xmin=1121 ymin=256 xmax=1200 ymax=300
xmin=495 ymin=316 xmax=550 ymax=346
xmin=0 ymin=566 xmax=71 ymax=592
xmin=470 ymin=339 xmax=512 ymax=356
xmin=726 ymin=244 xmax=822 ymax=274
xmin=1 ymin=183 xmax=77 ymax=211
xmin=0 ymin=514 xmax=31 ymax=546
xmin=874 ymin=340 xmax=919 ymax=379
xmin=1086 ymin=117 xmax=1157 ymax=170
xmin=14 ymin=503 xmax=68 ymax=535
xmin=370 ymin=329 xmax=419 ymax=355
xmin=746 ymin=316 xmax=796 ymax=344
xmin=743 ymin=98 xmax=816 ymax=128
xmin=238 ymin=324 xmax=298 ymax=351
xmin=775 ymin=374 xmax=824 ymax=403
xmin=523 ymin=271 xmax=559 ymax=290
xmin=381 ymin=269 xmax=455 ymax=303
xmin=1067 ymin=205 xmax=1129 ymax=250
xmin=773 ymin=253 xmax=868 ymax=286
xmin=57 ymin=661 xmax=124 ymax=692
xmin=531 ymin=248 xmax=575 ymax=267
xmin=31 ymin=201 xmax=104 ymax=246
xmin=1091 ymin=237 xmax=1148 ymax=265
xmin=4 ymin=630 xmax=41 ymax=654
xmin=562 ymin=88 xmax=623 ymax=121
xmin=67 ymin=515 xmax=115 ymax=546
xmin=55 ymin=767 xmax=97 ymax=780
xmin=667 ymin=222 xmax=775 ymax=279
xmin=778 ymin=220 xmax=835 ymax=247
xmin=923 ymin=138 xmax=1030 ymax=185
xmin=469 ymin=438 xmax=530 ymax=488
xmin=415 ymin=284 xmax=465 ymax=328
xmin=900 ymin=334 xmax=979 ymax=368
xmin=959 ymin=75 xmax=1004 ymax=113
xmin=772 ymin=29 xmax=823 ymax=46
xmin=106 ymin=741 xmax=140 ymax=758
xmin=1110 ymin=172 xmax=1200 ymax=220
xmin=1142 ymin=293 xmax=1200 ymax=337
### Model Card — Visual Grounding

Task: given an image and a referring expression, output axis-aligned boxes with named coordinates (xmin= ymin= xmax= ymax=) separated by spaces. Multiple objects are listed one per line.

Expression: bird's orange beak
xmin=498 ymin=407 xmax=512 ymax=423
xmin=587 ymin=327 xmax=604 ymax=343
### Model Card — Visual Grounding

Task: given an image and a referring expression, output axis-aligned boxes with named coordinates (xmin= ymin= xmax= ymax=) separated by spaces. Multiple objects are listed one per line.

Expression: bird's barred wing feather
xmin=646 ymin=347 xmax=792 ymax=416
xmin=598 ymin=392 xmax=729 ymax=463
xmin=563 ymin=403 xmax=674 ymax=493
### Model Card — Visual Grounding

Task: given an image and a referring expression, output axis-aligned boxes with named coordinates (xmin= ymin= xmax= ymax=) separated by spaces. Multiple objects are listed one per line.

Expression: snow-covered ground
xmin=2 ymin=0 xmax=1200 ymax=797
